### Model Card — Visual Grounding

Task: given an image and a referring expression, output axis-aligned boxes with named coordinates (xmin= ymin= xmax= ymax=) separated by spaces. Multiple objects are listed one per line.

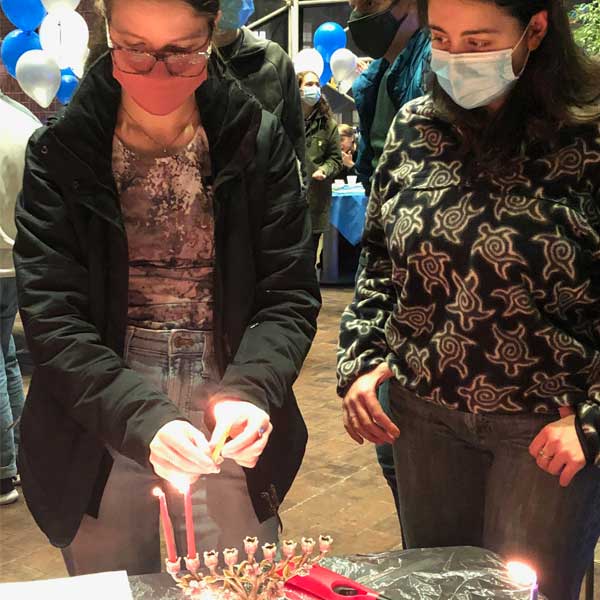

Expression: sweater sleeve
xmin=336 ymin=157 xmax=396 ymax=397
xmin=573 ymin=180 xmax=600 ymax=466
xmin=575 ymin=387 xmax=600 ymax=466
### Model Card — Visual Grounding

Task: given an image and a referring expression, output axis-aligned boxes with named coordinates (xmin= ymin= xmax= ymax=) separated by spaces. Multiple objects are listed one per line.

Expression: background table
xmin=321 ymin=186 xmax=368 ymax=285
xmin=128 ymin=547 xmax=545 ymax=600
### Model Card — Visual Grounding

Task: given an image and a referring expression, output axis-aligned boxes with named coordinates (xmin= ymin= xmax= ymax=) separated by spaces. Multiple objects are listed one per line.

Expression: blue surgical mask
xmin=301 ymin=86 xmax=321 ymax=107
xmin=219 ymin=0 xmax=255 ymax=30
xmin=430 ymin=27 xmax=530 ymax=110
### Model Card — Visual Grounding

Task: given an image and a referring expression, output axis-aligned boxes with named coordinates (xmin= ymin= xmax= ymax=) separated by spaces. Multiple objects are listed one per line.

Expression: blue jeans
xmin=0 ymin=278 xmax=25 ymax=480
xmin=374 ymin=380 xmax=402 ymax=524
xmin=390 ymin=382 xmax=600 ymax=600
xmin=62 ymin=327 xmax=277 ymax=576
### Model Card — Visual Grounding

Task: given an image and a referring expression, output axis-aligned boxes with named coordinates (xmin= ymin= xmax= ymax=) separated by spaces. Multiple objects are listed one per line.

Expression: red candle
xmin=183 ymin=484 xmax=197 ymax=559
xmin=153 ymin=487 xmax=178 ymax=563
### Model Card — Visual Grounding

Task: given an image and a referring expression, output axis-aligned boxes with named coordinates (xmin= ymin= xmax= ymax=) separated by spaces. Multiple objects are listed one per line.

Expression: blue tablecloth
xmin=330 ymin=186 xmax=369 ymax=246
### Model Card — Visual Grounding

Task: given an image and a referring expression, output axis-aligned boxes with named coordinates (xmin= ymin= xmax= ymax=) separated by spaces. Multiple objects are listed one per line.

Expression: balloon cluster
xmin=294 ymin=22 xmax=359 ymax=94
xmin=1 ymin=0 xmax=89 ymax=107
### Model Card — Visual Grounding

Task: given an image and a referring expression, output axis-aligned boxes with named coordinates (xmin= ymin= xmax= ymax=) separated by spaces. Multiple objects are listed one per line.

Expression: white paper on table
xmin=0 ymin=570 xmax=133 ymax=600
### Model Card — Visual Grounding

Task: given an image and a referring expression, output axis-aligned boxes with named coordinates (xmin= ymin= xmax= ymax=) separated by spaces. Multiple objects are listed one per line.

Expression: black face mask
xmin=348 ymin=5 xmax=408 ymax=59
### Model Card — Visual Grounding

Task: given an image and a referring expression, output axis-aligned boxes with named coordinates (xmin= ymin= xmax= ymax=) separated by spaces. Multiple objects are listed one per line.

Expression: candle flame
xmin=507 ymin=561 xmax=537 ymax=586
xmin=171 ymin=474 xmax=191 ymax=494
xmin=152 ymin=487 xmax=164 ymax=498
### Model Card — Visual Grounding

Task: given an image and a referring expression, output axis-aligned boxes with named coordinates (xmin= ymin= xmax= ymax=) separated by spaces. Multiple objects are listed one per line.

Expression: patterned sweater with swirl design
xmin=337 ymin=96 xmax=600 ymax=418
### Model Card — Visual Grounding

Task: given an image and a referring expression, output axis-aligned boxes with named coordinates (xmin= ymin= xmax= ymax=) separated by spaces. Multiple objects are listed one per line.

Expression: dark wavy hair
xmin=87 ymin=0 xmax=219 ymax=69
xmin=297 ymin=71 xmax=333 ymax=120
xmin=417 ymin=0 xmax=600 ymax=172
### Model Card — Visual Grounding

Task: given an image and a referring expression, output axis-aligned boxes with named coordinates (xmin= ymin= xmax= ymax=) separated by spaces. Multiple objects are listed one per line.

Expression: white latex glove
xmin=149 ymin=420 xmax=219 ymax=485
xmin=208 ymin=400 xmax=272 ymax=468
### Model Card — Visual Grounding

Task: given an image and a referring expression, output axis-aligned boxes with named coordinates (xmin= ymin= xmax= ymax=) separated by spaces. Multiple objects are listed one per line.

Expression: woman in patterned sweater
xmin=337 ymin=0 xmax=600 ymax=598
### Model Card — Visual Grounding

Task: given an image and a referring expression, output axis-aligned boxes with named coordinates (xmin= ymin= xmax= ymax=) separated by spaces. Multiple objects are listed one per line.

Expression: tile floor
xmin=0 ymin=287 xmax=598 ymax=599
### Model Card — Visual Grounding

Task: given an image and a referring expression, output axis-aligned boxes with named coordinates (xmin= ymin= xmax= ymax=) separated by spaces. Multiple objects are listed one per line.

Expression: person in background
xmin=346 ymin=0 xmax=431 ymax=526
xmin=0 ymin=92 xmax=40 ymax=506
xmin=213 ymin=0 xmax=306 ymax=175
xmin=15 ymin=0 xmax=320 ymax=576
xmin=338 ymin=0 xmax=600 ymax=597
xmin=337 ymin=124 xmax=357 ymax=181
xmin=298 ymin=71 xmax=342 ymax=266
xmin=348 ymin=0 xmax=430 ymax=193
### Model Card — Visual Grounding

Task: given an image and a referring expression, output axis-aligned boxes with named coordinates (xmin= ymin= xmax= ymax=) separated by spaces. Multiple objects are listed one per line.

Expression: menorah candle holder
xmin=185 ymin=553 xmax=202 ymax=575
xmin=168 ymin=535 xmax=333 ymax=600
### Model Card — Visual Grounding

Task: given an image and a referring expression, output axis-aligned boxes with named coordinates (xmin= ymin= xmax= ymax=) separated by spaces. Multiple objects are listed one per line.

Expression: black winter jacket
xmin=222 ymin=28 xmax=306 ymax=177
xmin=14 ymin=54 xmax=321 ymax=547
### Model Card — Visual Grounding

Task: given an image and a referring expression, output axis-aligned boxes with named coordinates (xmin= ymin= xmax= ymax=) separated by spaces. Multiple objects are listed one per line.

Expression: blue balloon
xmin=1 ymin=29 xmax=42 ymax=78
xmin=0 ymin=0 xmax=46 ymax=32
xmin=56 ymin=72 xmax=79 ymax=105
xmin=320 ymin=62 xmax=332 ymax=86
xmin=314 ymin=22 xmax=347 ymax=62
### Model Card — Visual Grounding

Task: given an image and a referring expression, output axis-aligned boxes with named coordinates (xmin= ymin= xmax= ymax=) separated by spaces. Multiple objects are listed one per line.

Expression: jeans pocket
xmin=125 ymin=337 xmax=169 ymax=397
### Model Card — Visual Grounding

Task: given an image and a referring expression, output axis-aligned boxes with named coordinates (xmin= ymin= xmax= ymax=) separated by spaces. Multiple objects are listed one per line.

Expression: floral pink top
xmin=112 ymin=126 xmax=215 ymax=331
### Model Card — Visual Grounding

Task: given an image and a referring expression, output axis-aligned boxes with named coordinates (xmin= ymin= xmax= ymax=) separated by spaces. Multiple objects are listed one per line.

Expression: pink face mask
xmin=112 ymin=61 xmax=207 ymax=116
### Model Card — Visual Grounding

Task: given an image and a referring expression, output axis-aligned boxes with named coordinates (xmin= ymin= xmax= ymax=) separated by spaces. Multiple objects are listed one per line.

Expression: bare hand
xmin=149 ymin=420 xmax=219 ymax=485
xmin=357 ymin=59 xmax=371 ymax=73
xmin=529 ymin=415 xmax=586 ymax=487
xmin=342 ymin=363 xmax=399 ymax=445
xmin=342 ymin=151 xmax=354 ymax=169
xmin=207 ymin=399 xmax=272 ymax=468
xmin=312 ymin=169 xmax=327 ymax=181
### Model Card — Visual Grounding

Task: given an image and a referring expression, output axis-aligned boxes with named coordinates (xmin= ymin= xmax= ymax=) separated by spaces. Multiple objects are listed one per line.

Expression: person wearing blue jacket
xmin=346 ymin=0 xmax=431 ymax=526
xmin=349 ymin=0 xmax=431 ymax=194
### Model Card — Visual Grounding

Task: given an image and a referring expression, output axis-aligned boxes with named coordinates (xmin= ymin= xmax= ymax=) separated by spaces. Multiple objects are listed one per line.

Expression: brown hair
xmin=353 ymin=0 xmax=391 ymax=14
xmin=418 ymin=0 xmax=600 ymax=173
xmin=95 ymin=0 xmax=219 ymax=18
xmin=87 ymin=0 xmax=219 ymax=69
xmin=338 ymin=124 xmax=355 ymax=138
xmin=297 ymin=70 xmax=333 ymax=119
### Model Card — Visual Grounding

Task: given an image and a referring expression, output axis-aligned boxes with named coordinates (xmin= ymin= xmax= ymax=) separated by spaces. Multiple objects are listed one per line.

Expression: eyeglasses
xmin=107 ymin=31 xmax=212 ymax=77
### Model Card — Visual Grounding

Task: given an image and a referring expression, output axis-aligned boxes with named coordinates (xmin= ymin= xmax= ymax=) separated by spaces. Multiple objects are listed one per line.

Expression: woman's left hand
xmin=312 ymin=169 xmax=326 ymax=181
xmin=207 ymin=399 xmax=273 ymax=468
xmin=529 ymin=413 xmax=586 ymax=487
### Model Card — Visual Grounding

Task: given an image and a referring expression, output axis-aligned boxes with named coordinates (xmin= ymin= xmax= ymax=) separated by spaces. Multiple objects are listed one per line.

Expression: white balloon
xmin=69 ymin=46 xmax=89 ymax=78
xmin=331 ymin=48 xmax=358 ymax=83
xmin=293 ymin=48 xmax=324 ymax=78
xmin=42 ymin=0 xmax=81 ymax=11
xmin=16 ymin=50 xmax=61 ymax=108
xmin=40 ymin=8 xmax=89 ymax=69
xmin=338 ymin=68 xmax=360 ymax=95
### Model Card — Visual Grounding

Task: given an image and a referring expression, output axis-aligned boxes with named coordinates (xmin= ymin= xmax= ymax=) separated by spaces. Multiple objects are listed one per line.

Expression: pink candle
xmin=153 ymin=488 xmax=178 ymax=563
xmin=183 ymin=485 xmax=197 ymax=558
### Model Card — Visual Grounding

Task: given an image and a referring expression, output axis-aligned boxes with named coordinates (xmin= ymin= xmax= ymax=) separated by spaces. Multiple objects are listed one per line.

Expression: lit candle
xmin=507 ymin=561 xmax=538 ymax=600
xmin=153 ymin=487 xmax=178 ymax=563
xmin=211 ymin=426 xmax=232 ymax=463
xmin=171 ymin=476 xmax=197 ymax=561
xmin=183 ymin=484 xmax=196 ymax=559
